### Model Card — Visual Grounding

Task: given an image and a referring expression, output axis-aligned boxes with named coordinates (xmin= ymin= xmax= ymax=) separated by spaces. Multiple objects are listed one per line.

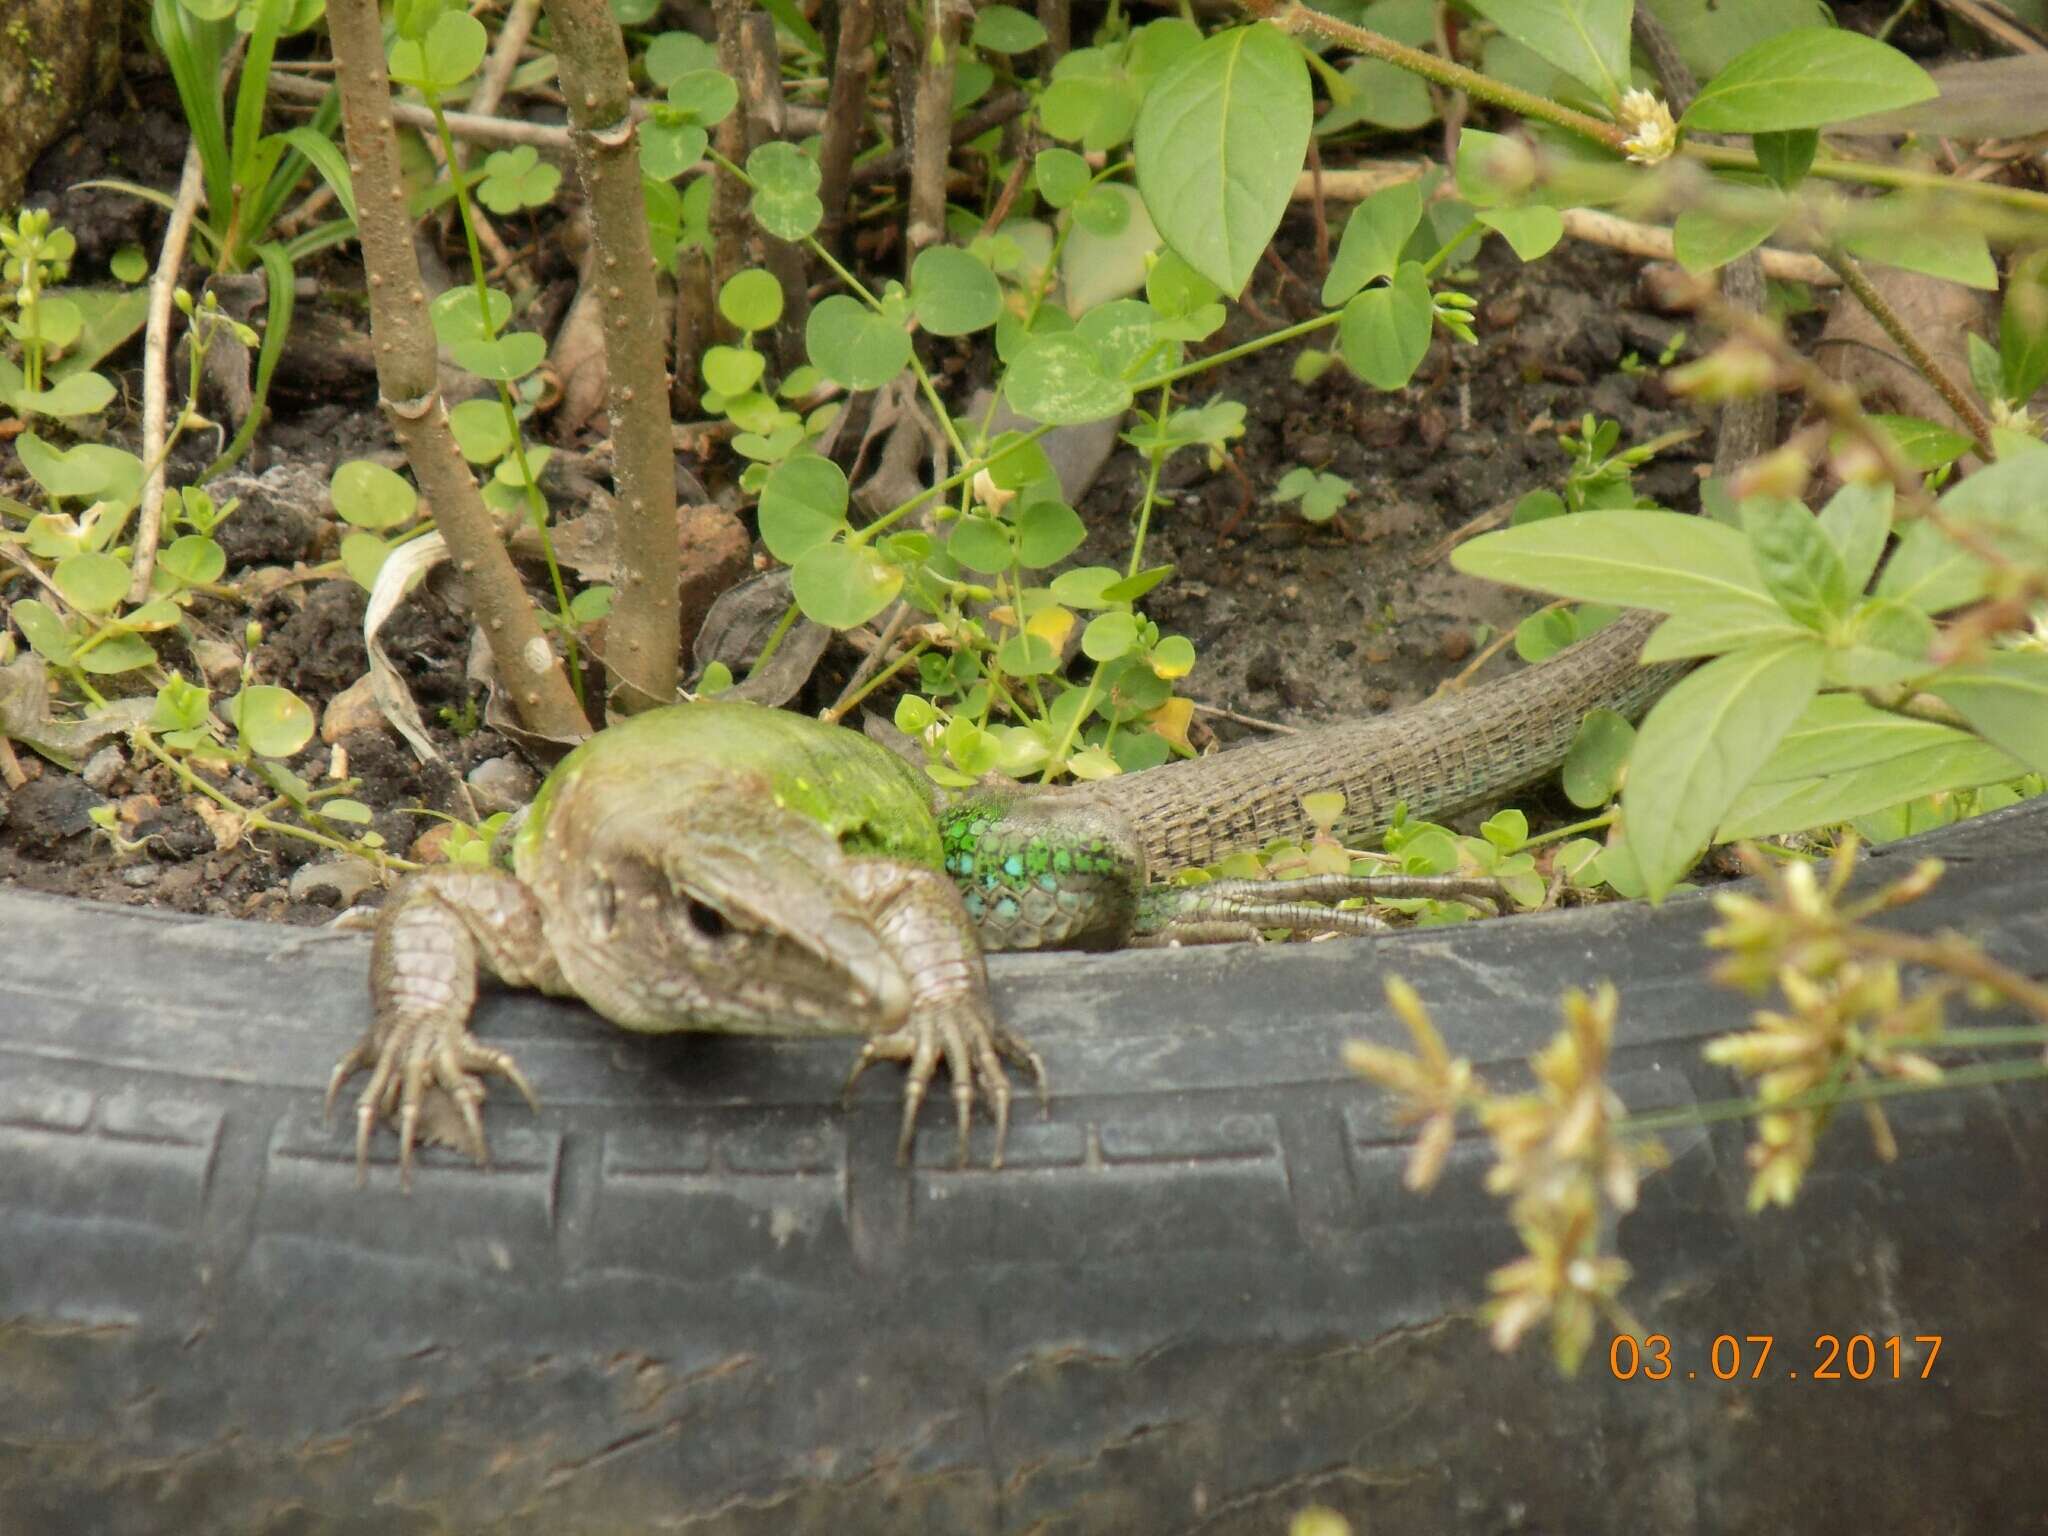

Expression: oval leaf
xmin=1684 ymin=28 xmax=1937 ymax=134
xmin=1133 ymin=24 xmax=1311 ymax=296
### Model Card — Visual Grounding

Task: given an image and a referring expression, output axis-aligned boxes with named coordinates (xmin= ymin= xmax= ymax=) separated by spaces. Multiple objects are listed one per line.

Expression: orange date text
xmin=1607 ymin=1333 xmax=1943 ymax=1382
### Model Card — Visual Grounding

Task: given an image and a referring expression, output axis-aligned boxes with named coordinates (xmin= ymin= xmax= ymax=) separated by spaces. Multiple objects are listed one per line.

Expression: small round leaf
xmin=331 ymin=460 xmax=418 ymax=530
xmin=909 ymin=246 xmax=1002 ymax=337
xmin=719 ymin=269 xmax=785 ymax=331
xmin=233 ymin=685 xmax=316 ymax=758
xmin=757 ymin=454 xmax=850 ymax=561
xmin=805 ymin=294 xmax=912 ymax=390
xmin=791 ymin=541 xmax=903 ymax=628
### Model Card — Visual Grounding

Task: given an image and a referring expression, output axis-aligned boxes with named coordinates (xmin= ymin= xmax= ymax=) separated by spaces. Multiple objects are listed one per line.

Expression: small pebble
xmin=121 ymin=863 xmax=162 ymax=888
xmin=82 ymin=746 xmax=124 ymax=792
xmin=467 ymin=755 xmax=538 ymax=814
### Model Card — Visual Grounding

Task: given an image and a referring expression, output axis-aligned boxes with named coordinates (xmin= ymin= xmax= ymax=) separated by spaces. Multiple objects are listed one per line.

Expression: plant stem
xmin=1621 ymin=1055 xmax=2048 ymax=1137
xmin=1823 ymin=246 xmax=1996 ymax=456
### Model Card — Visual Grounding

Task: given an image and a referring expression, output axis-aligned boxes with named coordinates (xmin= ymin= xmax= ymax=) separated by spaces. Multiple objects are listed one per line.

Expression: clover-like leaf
xmin=757 ymin=454 xmax=850 ymax=561
xmin=791 ymin=541 xmax=902 ymax=628
xmin=909 ymin=246 xmax=1001 ymax=337
xmin=1003 ymin=333 xmax=1133 ymax=424
xmin=748 ymin=141 xmax=823 ymax=240
xmin=805 ymin=294 xmax=911 ymax=389
xmin=232 ymin=684 xmax=316 ymax=759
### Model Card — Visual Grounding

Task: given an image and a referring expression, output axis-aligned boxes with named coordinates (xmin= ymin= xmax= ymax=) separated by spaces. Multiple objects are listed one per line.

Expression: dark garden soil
xmin=3 ymin=69 xmax=1746 ymax=925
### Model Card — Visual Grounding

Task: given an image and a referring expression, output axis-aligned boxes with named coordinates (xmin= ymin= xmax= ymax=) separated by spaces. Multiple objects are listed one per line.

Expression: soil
xmin=0 ymin=67 xmax=1752 ymax=925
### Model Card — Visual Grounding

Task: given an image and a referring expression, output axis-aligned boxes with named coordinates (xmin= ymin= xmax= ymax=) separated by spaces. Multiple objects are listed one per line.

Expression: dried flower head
xmin=1618 ymin=88 xmax=1677 ymax=165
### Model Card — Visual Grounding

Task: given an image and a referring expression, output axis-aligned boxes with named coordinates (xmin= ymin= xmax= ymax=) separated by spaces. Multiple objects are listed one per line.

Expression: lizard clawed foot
xmin=844 ymin=1007 xmax=1047 ymax=1170
xmin=325 ymin=1015 xmax=539 ymax=1190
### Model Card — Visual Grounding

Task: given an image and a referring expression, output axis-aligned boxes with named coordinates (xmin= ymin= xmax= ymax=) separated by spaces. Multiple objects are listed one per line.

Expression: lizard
xmin=329 ymin=607 xmax=1681 ymax=1184
xmin=330 ymin=3 xmax=1777 ymax=1186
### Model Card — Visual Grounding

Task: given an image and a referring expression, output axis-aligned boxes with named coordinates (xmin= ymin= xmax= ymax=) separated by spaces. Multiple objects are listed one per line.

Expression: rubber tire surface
xmin=4 ymin=800 xmax=2047 ymax=1532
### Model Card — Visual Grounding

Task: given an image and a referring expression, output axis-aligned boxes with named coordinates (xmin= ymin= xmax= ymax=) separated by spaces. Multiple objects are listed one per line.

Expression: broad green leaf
xmin=947 ymin=515 xmax=1013 ymax=575
xmin=53 ymin=552 xmax=131 ymax=614
xmin=1004 ymin=333 xmax=1133 ymax=425
xmin=11 ymin=599 xmax=75 ymax=663
xmin=703 ymin=345 xmax=765 ymax=396
xmin=1466 ymin=0 xmax=1628 ymax=103
xmin=1742 ymin=495 xmax=1850 ymax=630
xmin=972 ymin=4 xmax=1046 ymax=53
xmin=1816 ymin=481 xmax=1892 ymax=592
xmin=747 ymin=141 xmax=823 ymax=240
xmin=158 ymin=534 xmax=227 ymax=587
xmin=233 ymin=684 xmax=316 ymax=758
xmin=1719 ymin=739 xmax=2022 ymax=839
xmin=644 ymin=32 xmax=719 ymax=89
xmin=2001 ymin=249 xmax=2048 ymax=403
xmin=1684 ymin=28 xmax=1937 ymax=134
xmin=388 ymin=9 xmax=486 ymax=91
xmin=1624 ymin=638 xmax=1825 ymax=897
xmin=1337 ymin=261 xmax=1432 ymax=390
xmin=1753 ymin=128 xmax=1817 ymax=188
xmin=1561 ymin=707 xmax=1634 ymax=808
xmin=1082 ymin=610 xmax=1139 ymax=661
xmin=17 ymin=432 xmax=144 ymax=505
xmin=13 ymin=372 xmax=116 ymax=419
xmin=1132 ymin=24 xmax=1311 ymax=296
xmin=1639 ymin=602 xmax=1811 ymax=661
xmin=757 ymin=454 xmax=849 ymax=562
xmin=79 ymin=635 xmax=156 ymax=675
xmin=447 ymin=398 xmax=513 ymax=462
xmin=340 ymin=531 xmax=390 ymax=590
xmin=1317 ymin=57 xmax=1434 ymax=135
xmin=331 ymin=459 xmax=417 ymax=529
xmin=1672 ymin=187 xmax=1785 ymax=274
xmin=1874 ymin=519 xmax=1988 ymax=615
xmin=1322 ymin=181 xmax=1424 ymax=306
xmin=805 ymin=294 xmax=912 ymax=390
xmin=1016 ymin=500 xmax=1086 ymax=566
xmin=1476 ymin=205 xmax=1563 ymax=262
xmin=1840 ymin=209 xmax=1996 ymax=290
xmin=718 ymin=269 xmax=784 ymax=331
xmin=1034 ymin=148 xmax=1091 ymax=209
xmin=910 ymin=246 xmax=1001 ymax=336
xmin=449 ymin=331 xmax=546 ymax=381
xmin=1927 ymin=652 xmax=2048 ymax=776
xmin=790 ymin=541 xmax=901 ymax=628
xmin=1454 ymin=508 xmax=1779 ymax=614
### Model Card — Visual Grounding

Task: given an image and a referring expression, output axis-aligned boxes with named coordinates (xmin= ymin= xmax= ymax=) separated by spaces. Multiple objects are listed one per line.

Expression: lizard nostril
xmin=684 ymin=898 xmax=728 ymax=938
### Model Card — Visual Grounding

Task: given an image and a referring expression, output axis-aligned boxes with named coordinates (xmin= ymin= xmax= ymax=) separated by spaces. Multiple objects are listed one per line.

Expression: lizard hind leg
xmin=330 ymin=869 xmax=553 ymax=1188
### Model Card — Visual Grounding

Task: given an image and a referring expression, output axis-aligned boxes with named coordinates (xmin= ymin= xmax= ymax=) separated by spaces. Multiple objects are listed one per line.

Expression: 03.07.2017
xmin=1608 ymin=1333 xmax=1943 ymax=1382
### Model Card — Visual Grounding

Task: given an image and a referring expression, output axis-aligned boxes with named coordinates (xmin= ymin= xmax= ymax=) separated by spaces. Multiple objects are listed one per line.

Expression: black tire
xmin=5 ymin=800 xmax=2047 ymax=1532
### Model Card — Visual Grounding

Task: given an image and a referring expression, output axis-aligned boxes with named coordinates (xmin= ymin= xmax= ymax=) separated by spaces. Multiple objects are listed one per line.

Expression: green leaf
xmin=477 ymin=144 xmax=559 ymax=214
xmin=340 ymin=531 xmax=390 ymax=591
xmin=1927 ymin=652 xmax=2048 ymax=776
xmin=1033 ymin=148 xmax=1091 ymax=209
xmin=10 ymin=599 xmax=75 ymax=663
xmin=1132 ymin=23 xmax=1311 ymax=296
xmin=1816 ymin=481 xmax=1892 ymax=592
xmin=1752 ymin=128 xmax=1817 ymax=188
xmin=1321 ymin=181 xmax=1423 ymax=307
xmin=53 ymin=551 xmax=131 ymax=614
xmin=757 ymin=454 xmax=849 ymax=562
xmin=643 ymin=31 xmax=719 ymax=89
xmin=13 ymin=372 xmax=116 ymax=419
xmin=17 ymin=432 xmax=143 ymax=505
xmin=1317 ymin=56 xmax=1434 ymax=135
xmin=747 ymin=141 xmax=823 ymax=240
xmin=1337 ymin=262 xmax=1435 ymax=391
xmin=668 ymin=68 xmax=738 ymax=126
xmin=450 ymin=331 xmax=546 ymax=382
xmin=947 ymin=514 xmax=1013 ymax=574
xmin=1061 ymin=185 xmax=1162 ymax=312
xmin=1623 ymin=638 xmax=1825 ymax=898
xmin=1015 ymin=500 xmax=1086 ymax=566
xmin=1672 ymin=185 xmax=1785 ymax=274
xmin=719 ymin=268 xmax=784 ymax=332
xmin=330 ymin=459 xmax=417 ymax=529
xmin=1003 ymin=333 xmax=1134 ymax=425
xmin=790 ymin=541 xmax=902 ymax=628
xmin=1454 ymin=509 xmax=1780 ymax=614
xmin=232 ymin=684 xmax=316 ymax=758
xmin=79 ymin=635 xmax=156 ymax=675
xmin=447 ymin=398 xmax=513 ymax=462
xmin=1082 ymin=610 xmax=1139 ymax=661
xmin=1684 ymin=28 xmax=1937 ymax=134
xmin=1463 ymin=0 xmax=1630 ymax=106
xmin=1742 ymin=496 xmax=1850 ymax=629
xmin=703 ymin=344 xmax=766 ymax=396
xmin=805 ymin=294 xmax=912 ymax=390
xmin=910 ymin=246 xmax=1001 ymax=337
xmin=1562 ymin=707 xmax=1634 ymax=808
xmin=1639 ymin=602 xmax=1813 ymax=662
xmin=1840 ymin=208 xmax=1995 ymax=290
xmin=387 ymin=8 xmax=486 ymax=91
xmin=151 ymin=675 xmax=212 ymax=733
xmin=1477 ymin=205 xmax=1563 ymax=262
xmin=158 ymin=534 xmax=227 ymax=587
xmin=971 ymin=5 xmax=1046 ymax=53
xmin=2002 ymin=249 xmax=2048 ymax=404
xmin=1862 ymin=415 xmax=1972 ymax=473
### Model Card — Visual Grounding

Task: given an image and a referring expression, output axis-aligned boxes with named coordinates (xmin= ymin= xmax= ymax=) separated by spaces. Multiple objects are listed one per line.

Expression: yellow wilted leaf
xmin=1147 ymin=695 xmax=1194 ymax=751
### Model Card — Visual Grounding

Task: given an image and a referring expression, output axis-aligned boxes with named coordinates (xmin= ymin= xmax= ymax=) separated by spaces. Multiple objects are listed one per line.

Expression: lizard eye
xmin=684 ymin=898 xmax=727 ymax=939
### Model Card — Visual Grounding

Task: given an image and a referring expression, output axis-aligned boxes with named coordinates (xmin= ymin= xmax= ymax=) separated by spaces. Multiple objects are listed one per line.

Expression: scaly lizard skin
xmin=330 ymin=609 xmax=1675 ymax=1182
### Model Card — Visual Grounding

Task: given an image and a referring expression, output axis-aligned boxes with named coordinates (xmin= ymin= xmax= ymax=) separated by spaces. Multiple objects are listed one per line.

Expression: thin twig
xmin=128 ymin=138 xmax=206 ymax=607
xmin=1823 ymin=246 xmax=1998 ymax=454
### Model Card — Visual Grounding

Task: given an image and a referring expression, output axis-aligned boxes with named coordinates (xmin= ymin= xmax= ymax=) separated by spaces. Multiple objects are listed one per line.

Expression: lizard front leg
xmin=839 ymin=859 xmax=1047 ymax=1167
xmin=329 ymin=869 xmax=557 ymax=1186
